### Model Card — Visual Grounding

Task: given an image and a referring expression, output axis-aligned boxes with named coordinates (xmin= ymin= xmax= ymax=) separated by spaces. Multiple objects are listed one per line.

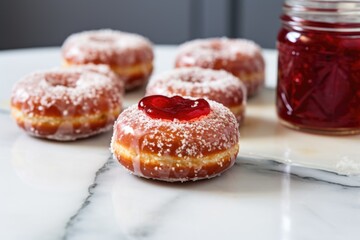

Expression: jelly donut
xmin=146 ymin=67 xmax=247 ymax=124
xmin=11 ymin=68 xmax=123 ymax=141
xmin=111 ymin=95 xmax=240 ymax=182
xmin=175 ymin=38 xmax=265 ymax=97
xmin=62 ymin=29 xmax=154 ymax=90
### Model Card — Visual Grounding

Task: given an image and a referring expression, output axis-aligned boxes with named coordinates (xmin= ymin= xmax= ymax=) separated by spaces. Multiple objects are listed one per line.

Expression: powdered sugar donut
xmin=11 ymin=68 xmax=123 ymax=141
xmin=62 ymin=29 xmax=154 ymax=90
xmin=146 ymin=67 xmax=247 ymax=124
xmin=175 ymin=38 xmax=265 ymax=97
xmin=111 ymin=95 xmax=240 ymax=182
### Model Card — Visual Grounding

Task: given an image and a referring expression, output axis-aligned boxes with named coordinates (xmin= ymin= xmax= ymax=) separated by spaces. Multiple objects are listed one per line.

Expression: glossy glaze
xmin=138 ymin=95 xmax=210 ymax=121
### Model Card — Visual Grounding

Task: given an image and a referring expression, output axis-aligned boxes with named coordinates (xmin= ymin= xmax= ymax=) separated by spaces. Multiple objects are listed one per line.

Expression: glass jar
xmin=276 ymin=0 xmax=360 ymax=135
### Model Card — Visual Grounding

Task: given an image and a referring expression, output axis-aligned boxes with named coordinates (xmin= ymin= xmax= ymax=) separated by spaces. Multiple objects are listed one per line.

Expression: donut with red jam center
xmin=111 ymin=95 xmax=240 ymax=182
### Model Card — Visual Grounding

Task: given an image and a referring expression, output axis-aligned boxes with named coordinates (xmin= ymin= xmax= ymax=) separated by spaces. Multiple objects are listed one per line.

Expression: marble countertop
xmin=1 ymin=46 xmax=360 ymax=240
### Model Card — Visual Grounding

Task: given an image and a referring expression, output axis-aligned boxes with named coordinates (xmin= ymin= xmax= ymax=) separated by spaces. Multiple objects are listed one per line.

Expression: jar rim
xmin=283 ymin=0 xmax=360 ymax=31
xmin=281 ymin=15 xmax=360 ymax=32
xmin=285 ymin=0 xmax=360 ymax=10
xmin=284 ymin=0 xmax=360 ymax=24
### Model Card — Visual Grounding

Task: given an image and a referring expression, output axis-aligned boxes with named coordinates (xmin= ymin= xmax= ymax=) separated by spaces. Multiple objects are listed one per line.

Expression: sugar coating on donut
xmin=62 ymin=29 xmax=154 ymax=65
xmin=11 ymin=68 xmax=123 ymax=140
xmin=12 ymin=68 xmax=120 ymax=111
xmin=112 ymin=99 xmax=239 ymax=159
xmin=176 ymin=37 xmax=262 ymax=65
xmin=146 ymin=67 xmax=246 ymax=106
xmin=66 ymin=64 xmax=124 ymax=91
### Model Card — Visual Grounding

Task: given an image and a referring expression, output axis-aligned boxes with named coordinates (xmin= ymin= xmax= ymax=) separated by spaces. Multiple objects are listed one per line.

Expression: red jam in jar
xmin=138 ymin=95 xmax=211 ymax=121
xmin=277 ymin=1 xmax=360 ymax=135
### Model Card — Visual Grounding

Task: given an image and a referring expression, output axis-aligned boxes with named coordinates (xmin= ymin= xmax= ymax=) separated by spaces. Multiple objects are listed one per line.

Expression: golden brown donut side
xmin=110 ymin=61 xmax=153 ymax=90
xmin=112 ymin=140 xmax=239 ymax=181
xmin=11 ymin=106 xmax=121 ymax=140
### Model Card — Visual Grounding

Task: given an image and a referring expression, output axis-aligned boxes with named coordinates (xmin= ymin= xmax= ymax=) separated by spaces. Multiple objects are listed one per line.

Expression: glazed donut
xmin=111 ymin=95 xmax=240 ymax=182
xmin=175 ymin=38 xmax=265 ymax=97
xmin=62 ymin=29 xmax=154 ymax=90
xmin=146 ymin=67 xmax=247 ymax=124
xmin=11 ymin=68 xmax=123 ymax=141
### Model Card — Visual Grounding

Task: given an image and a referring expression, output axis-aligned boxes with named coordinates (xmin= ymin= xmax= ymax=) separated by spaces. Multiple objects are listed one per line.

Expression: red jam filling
xmin=138 ymin=95 xmax=211 ymax=121
xmin=277 ymin=20 xmax=360 ymax=130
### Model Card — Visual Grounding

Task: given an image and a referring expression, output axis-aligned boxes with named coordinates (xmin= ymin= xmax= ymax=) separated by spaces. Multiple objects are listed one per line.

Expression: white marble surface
xmin=1 ymin=46 xmax=360 ymax=240
xmin=240 ymin=90 xmax=360 ymax=175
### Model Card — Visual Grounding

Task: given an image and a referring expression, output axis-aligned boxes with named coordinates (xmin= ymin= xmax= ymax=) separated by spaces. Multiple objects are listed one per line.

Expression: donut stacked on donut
xmin=175 ymin=38 xmax=265 ymax=97
xmin=111 ymin=95 xmax=240 ymax=182
xmin=146 ymin=67 xmax=247 ymax=124
xmin=62 ymin=29 xmax=154 ymax=90
xmin=11 ymin=67 xmax=123 ymax=141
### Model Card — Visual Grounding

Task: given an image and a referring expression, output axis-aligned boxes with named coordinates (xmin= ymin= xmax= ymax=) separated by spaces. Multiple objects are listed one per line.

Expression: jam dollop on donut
xmin=146 ymin=67 xmax=246 ymax=124
xmin=11 ymin=68 xmax=123 ymax=141
xmin=138 ymin=95 xmax=210 ymax=121
xmin=111 ymin=95 xmax=240 ymax=182
xmin=175 ymin=38 xmax=265 ymax=97
xmin=62 ymin=29 xmax=154 ymax=90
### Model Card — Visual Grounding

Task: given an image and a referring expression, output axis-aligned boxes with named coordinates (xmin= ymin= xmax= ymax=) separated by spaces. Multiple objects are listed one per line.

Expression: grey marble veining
xmin=63 ymin=156 xmax=116 ymax=240
xmin=57 ymin=153 xmax=360 ymax=240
